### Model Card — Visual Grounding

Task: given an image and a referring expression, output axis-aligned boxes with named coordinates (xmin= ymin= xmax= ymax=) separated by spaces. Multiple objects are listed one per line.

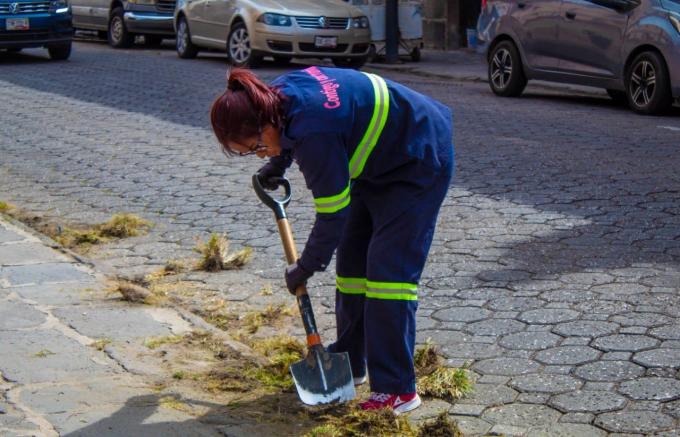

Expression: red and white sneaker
xmin=358 ymin=392 xmax=421 ymax=415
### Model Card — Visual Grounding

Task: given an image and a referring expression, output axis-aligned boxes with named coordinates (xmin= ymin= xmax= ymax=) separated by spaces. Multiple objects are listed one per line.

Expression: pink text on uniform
xmin=303 ymin=66 xmax=341 ymax=109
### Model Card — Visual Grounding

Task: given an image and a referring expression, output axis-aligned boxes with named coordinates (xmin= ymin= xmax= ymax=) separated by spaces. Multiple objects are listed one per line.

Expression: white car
xmin=174 ymin=0 xmax=372 ymax=68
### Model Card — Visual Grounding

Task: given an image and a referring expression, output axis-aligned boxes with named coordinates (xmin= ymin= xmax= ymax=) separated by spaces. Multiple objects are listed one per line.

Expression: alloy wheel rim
xmin=177 ymin=21 xmax=187 ymax=53
xmin=630 ymin=60 xmax=656 ymax=108
xmin=491 ymin=48 xmax=513 ymax=89
xmin=229 ymin=28 xmax=250 ymax=64
xmin=111 ymin=17 xmax=123 ymax=43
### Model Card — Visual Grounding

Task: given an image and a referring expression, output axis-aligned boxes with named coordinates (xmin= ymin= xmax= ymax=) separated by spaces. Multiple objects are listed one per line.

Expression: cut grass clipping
xmin=0 ymin=204 xmax=152 ymax=250
xmin=144 ymin=335 xmax=184 ymax=349
xmin=415 ymin=339 xmax=473 ymax=402
xmin=305 ymin=410 xmax=461 ymax=437
xmin=195 ymin=233 xmax=252 ymax=272
xmin=0 ymin=201 xmax=13 ymax=212
xmin=53 ymin=213 xmax=151 ymax=248
xmin=175 ymin=332 xmax=304 ymax=393
xmin=91 ymin=338 xmax=112 ymax=351
xmin=98 ymin=213 xmax=151 ymax=238
xmin=114 ymin=280 xmax=161 ymax=304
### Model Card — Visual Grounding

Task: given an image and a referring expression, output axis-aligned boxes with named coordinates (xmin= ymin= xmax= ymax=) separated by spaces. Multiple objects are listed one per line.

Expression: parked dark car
xmin=477 ymin=0 xmax=680 ymax=114
xmin=1 ymin=0 xmax=73 ymax=59
xmin=70 ymin=0 xmax=175 ymax=48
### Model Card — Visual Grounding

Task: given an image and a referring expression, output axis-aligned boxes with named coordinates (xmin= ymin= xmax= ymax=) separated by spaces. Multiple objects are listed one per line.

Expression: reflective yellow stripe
xmin=349 ymin=73 xmax=390 ymax=180
xmin=366 ymin=280 xmax=418 ymax=301
xmin=337 ymin=276 xmax=366 ymax=295
xmin=314 ymin=184 xmax=351 ymax=214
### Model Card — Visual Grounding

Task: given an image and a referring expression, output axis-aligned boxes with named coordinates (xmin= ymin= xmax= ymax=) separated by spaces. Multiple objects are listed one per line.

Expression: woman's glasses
xmin=238 ymin=141 xmax=267 ymax=156
xmin=236 ymin=130 xmax=267 ymax=156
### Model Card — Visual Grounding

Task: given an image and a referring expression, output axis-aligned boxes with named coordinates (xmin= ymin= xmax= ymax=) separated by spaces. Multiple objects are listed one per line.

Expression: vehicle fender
xmin=622 ymin=12 xmax=675 ymax=78
xmin=110 ymin=0 xmax=124 ymax=13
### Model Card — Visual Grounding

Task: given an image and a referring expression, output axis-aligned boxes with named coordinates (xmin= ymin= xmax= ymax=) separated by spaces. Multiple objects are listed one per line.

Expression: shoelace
xmin=368 ymin=392 xmax=392 ymax=403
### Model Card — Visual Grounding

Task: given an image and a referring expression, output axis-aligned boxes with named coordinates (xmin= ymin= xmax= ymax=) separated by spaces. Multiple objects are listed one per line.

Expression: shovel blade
xmin=290 ymin=348 xmax=355 ymax=405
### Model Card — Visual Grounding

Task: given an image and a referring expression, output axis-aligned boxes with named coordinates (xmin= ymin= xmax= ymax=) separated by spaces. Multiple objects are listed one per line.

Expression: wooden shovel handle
xmin=276 ymin=218 xmax=320 ymax=347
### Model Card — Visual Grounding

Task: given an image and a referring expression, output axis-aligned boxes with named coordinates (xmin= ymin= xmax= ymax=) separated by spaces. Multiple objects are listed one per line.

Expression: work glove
xmin=257 ymin=160 xmax=286 ymax=190
xmin=285 ymin=260 xmax=313 ymax=295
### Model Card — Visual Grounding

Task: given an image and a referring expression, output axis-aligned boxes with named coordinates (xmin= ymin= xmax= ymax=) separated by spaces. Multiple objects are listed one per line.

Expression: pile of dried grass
xmin=414 ymin=339 xmax=473 ymax=402
xmin=195 ymin=233 xmax=253 ymax=272
xmin=98 ymin=213 xmax=152 ymax=238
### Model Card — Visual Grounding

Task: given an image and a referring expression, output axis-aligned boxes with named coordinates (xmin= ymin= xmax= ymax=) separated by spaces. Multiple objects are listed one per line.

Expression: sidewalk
xmin=0 ymin=216 xmax=222 ymax=436
xmin=364 ymin=49 xmax=608 ymax=97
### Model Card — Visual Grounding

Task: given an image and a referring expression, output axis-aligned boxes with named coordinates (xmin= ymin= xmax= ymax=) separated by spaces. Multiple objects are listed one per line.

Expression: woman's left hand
xmin=285 ymin=261 xmax=313 ymax=295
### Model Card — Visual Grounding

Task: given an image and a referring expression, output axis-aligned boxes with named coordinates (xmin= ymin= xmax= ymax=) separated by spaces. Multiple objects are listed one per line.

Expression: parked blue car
xmin=0 ymin=0 xmax=73 ymax=59
xmin=477 ymin=0 xmax=680 ymax=114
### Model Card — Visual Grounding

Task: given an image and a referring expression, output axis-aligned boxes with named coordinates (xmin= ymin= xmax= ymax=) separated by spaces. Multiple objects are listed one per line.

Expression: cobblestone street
xmin=1 ymin=41 xmax=680 ymax=436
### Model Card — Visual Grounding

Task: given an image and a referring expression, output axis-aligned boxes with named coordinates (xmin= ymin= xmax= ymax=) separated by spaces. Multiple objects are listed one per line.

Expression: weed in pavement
xmin=195 ymin=233 xmax=253 ymax=272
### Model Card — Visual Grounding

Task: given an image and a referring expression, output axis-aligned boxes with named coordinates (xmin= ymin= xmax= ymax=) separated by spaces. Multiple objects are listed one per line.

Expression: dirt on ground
xmin=1 ymin=203 xmax=473 ymax=436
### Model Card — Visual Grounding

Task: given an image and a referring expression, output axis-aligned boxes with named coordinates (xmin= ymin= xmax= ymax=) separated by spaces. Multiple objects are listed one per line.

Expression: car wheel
xmin=48 ymin=42 xmax=71 ymax=60
xmin=109 ymin=7 xmax=134 ymax=48
xmin=488 ymin=40 xmax=526 ymax=97
xmin=332 ymin=56 xmax=367 ymax=69
xmin=410 ymin=47 xmax=421 ymax=62
xmin=227 ymin=22 xmax=260 ymax=67
xmin=176 ymin=17 xmax=199 ymax=59
xmin=367 ymin=43 xmax=376 ymax=62
xmin=626 ymin=51 xmax=672 ymax=115
xmin=606 ymin=89 xmax=627 ymax=105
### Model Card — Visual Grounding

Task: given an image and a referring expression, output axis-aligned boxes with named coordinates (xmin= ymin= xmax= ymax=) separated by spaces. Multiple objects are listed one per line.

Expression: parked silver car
xmin=70 ymin=0 xmax=175 ymax=47
xmin=173 ymin=0 xmax=372 ymax=68
xmin=477 ymin=0 xmax=680 ymax=114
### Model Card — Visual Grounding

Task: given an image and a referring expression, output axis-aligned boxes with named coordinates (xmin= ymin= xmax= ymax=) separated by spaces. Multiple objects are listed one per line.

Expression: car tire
xmin=48 ymin=42 xmax=71 ymax=60
xmin=176 ymin=16 xmax=199 ymax=59
xmin=144 ymin=35 xmax=163 ymax=46
xmin=332 ymin=56 xmax=367 ymax=69
xmin=626 ymin=51 xmax=672 ymax=115
xmin=109 ymin=7 xmax=134 ymax=48
xmin=606 ymin=89 xmax=627 ymax=105
xmin=488 ymin=40 xmax=526 ymax=97
xmin=410 ymin=47 xmax=421 ymax=62
xmin=227 ymin=22 xmax=260 ymax=67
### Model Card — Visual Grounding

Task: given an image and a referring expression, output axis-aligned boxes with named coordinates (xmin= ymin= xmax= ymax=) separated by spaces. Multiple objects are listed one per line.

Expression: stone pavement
xmin=1 ymin=43 xmax=680 ymax=436
xmin=0 ymin=216 xmax=224 ymax=437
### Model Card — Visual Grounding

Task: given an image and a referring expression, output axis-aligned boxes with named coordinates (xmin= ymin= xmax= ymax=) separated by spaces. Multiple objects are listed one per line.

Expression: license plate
xmin=314 ymin=36 xmax=337 ymax=48
xmin=6 ymin=18 xmax=29 ymax=31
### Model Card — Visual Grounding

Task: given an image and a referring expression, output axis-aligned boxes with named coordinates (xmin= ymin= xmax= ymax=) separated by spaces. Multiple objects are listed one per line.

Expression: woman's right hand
xmin=257 ymin=161 xmax=285 ymax=190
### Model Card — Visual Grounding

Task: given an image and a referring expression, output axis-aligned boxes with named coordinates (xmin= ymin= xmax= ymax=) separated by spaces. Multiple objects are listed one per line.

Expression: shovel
xmin=252 ymin=174 xmax=356 ymax=405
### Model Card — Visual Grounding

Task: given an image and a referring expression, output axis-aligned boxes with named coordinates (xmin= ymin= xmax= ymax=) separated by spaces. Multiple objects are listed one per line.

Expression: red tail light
xmin=481 ymin=0 xmax=487 ymax=10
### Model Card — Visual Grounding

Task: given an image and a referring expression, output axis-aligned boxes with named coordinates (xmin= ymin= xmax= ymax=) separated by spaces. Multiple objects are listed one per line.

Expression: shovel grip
xmin=252 ymin=175 xmax=291 ymax=220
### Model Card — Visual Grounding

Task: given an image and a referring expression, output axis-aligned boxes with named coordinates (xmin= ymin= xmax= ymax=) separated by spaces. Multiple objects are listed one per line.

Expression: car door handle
xmin=517 ymin=2 xmax=526 ymax=7
xmin=565 ymin=11 xmax=576 ymax=19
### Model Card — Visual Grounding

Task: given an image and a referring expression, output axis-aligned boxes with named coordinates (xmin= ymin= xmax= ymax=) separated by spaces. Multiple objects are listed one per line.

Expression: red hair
xmin=210 ymin=68 xmax=284 ymax=156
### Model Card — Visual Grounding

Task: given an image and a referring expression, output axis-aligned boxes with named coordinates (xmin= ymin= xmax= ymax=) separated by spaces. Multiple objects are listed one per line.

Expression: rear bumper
xmin=123 ymin=11 xmax=174 ymax=35
xmin=250 ymin=25 xmax=371 ymax=58
xmin=0 ymin=16 xmax=72 ymax=48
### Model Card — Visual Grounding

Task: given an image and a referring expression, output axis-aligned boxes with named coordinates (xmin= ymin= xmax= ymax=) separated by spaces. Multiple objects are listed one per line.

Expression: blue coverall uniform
xmin=270 ymin=67 xmax=454 ymax=395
